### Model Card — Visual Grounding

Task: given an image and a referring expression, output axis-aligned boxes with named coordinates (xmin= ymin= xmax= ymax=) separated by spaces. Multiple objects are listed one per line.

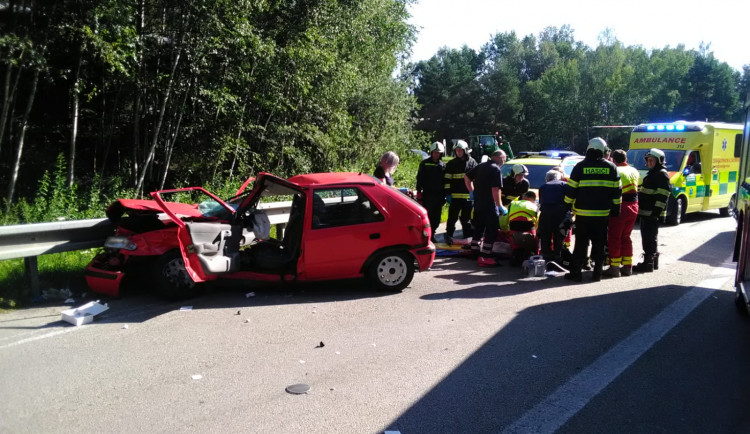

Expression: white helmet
xmin=645 ymin=148 xmax=665 ymax=165
xmin=454 ymin=140 xmax=469 ymax=154
xmin=429 ymin=142 xmax=445 ymax=154
xmin=511 ymin=164 xmax=529 ymax=177
xmin=587 ymin=137 xmax=609 ymax=153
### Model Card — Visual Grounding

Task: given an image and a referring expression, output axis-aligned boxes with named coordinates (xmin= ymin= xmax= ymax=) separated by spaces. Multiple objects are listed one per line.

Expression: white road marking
xmin=0 ymin=328 xmax=80 ymax=350
xmin=502 ymin=259 xmax=734 ymax=434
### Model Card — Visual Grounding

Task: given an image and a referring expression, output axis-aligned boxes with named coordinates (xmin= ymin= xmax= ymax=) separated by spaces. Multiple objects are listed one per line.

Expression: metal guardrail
xmin=0 ymin=218 xmax=114 ymax=296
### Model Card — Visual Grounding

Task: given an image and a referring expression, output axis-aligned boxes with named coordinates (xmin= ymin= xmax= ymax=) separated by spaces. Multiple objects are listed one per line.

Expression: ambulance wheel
xmin=367 ymin=252 xmax=414 ymax=292
xmin=719 ymin=194 xmax=735 ymax=218
xmin=153 ymin=250 xmax=200 ymax=300
xmin=666 ymin=196 xmax=685 ymax=226
xmin=734 ymin=288 xmax=749 ymax=317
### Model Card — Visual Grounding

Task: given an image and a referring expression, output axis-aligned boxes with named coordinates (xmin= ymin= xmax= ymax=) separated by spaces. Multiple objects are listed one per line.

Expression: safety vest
xmin=508 ymin=199 xmax=538 ymax=224
xmin=617 ymin=164 xmax=640 ymax=200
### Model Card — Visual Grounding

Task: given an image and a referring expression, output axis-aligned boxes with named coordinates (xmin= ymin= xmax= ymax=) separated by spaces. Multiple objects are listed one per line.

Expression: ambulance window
xmin=736 ymin=134 xmax=743 ymax=158
xmin=686 ymin=151 xmax=701 ymax=174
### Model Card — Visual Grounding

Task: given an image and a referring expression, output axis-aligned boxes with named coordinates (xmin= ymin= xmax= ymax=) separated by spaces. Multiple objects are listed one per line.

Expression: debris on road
xmin=61 ymin=301 xmax=109 ymax=326
xmin=192 ymin=374 xmax=203 ymax=380
xmin=179 ymin=306 xmax=193 ymax=311
xmin=122 ymin=324 xmax=129 ymax=329
xmin=285 ymin=383 xmax=310 ymax=394
xmin=315 ymin=341 xmax=325 ymax=348
xmin=64 ymin=298 xmax=75 ymax=304
xmin=245 ymin=292 xmax=255 ymax=298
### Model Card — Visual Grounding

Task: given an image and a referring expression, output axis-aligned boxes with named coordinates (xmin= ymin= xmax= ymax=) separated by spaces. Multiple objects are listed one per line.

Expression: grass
xmin=0 ymin=249 xmax=96 ymax=311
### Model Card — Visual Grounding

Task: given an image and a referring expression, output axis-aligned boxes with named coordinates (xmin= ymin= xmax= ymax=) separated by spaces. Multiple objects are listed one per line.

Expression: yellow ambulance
xmin=626 ymin=121 xmax=743 ymax=225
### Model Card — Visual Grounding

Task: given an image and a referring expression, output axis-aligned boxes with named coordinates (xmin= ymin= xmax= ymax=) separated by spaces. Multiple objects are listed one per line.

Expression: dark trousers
xmin=640 ymin=216 xmax=659 ymax=255
xmin=423 ymin=194 xmax=444 ymax=238
xmin=473 ymin=206 xmax=500 ymax=254
xmin=571 ymin=216 xmax=608 ymax=272
xmin=446 ymin=198 xmax=472 ymax=237
xmin=538 ymin=209 xmax=566 ymax=259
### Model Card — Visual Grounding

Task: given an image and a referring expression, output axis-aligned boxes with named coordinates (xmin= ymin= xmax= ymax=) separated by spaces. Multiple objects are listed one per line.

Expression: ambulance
xmin=626 ymin=121 xmax=743 ymax=225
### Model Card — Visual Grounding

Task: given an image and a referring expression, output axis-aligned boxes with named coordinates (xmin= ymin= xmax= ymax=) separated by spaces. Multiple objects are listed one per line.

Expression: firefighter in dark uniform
xmin=633 ymin=148 xmax=671 ymax=272
xmin=501 ymin=164 xmax=530 ymax=206
xmin=563 ymin=138 xmax=622 ymax=282
xmin=416 ymin=142 xmax=446 ymax=242
xmin=465 ymin=150 xmax=507 ymax=267
xmin=443 ymin=140 xmax=477 ymax=244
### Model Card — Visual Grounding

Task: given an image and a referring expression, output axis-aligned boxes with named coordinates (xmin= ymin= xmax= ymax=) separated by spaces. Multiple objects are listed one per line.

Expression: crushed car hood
xmin=105 ymin=199 xmax=204 ymax=222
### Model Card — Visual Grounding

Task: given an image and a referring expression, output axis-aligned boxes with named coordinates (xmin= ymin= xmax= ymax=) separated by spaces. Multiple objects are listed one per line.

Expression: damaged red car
xmin=85 ymin=172 xmax=436 ymax=299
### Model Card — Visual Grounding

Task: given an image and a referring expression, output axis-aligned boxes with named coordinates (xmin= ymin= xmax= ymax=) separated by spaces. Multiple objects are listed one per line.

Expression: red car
xmin=85 ymin=172 xmax=435 ymax=299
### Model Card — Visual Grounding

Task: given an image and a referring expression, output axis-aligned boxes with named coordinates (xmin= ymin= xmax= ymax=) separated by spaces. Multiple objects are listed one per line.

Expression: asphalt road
xmin=0 ymin=211 xmax=747 ymax=434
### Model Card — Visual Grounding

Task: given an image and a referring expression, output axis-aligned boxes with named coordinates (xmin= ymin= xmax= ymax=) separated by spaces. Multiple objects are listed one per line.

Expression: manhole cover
xmin=285 ymin=383 xmax=310 ymax=394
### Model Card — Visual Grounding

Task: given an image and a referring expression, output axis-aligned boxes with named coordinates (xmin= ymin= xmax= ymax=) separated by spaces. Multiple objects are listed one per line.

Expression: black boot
xmin=633 ymin=254 xmax=655 ymax=273
xmin=592 ymin=262 xmax=603 ymax=282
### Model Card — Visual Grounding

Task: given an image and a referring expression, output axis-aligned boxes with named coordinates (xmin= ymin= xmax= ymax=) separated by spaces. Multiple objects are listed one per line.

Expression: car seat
xmin=249 ymin=194 xmax=305 ymax=271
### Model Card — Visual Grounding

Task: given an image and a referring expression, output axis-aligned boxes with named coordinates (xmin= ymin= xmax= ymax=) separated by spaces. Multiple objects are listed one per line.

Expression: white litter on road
xmin=192 ymin=374 xmax=203 ymax=380
xmin=61 ymin=301 xmax=109 ymax=326
xmin=245 ymin=292 xmax=255 ymax=298
xmin=179 ymin=306 xmax=193 ymax=311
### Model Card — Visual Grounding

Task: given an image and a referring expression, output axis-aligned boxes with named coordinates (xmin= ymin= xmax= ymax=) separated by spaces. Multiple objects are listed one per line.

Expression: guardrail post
xmin=24 ymin=256 xmax=40 ymax=297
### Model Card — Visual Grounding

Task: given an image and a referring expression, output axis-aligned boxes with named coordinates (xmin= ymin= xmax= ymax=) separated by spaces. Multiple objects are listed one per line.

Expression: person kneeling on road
xmin=506 ymin=191 xmax=539 ymax=266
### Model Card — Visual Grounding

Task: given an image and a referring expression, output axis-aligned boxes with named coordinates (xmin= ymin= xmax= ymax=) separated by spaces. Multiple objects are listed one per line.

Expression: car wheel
xmin=735 ymin=288 xmax=750 ymax=318
xmin=367 ymin=252 xmax=414 ymax=292
xmin=666 ymin=196 xmax=685 ymax=226
xmin=719 ymin=194 xmax=735 ymax=218
xmin=153 ymin=250 xmax=199 ymax=300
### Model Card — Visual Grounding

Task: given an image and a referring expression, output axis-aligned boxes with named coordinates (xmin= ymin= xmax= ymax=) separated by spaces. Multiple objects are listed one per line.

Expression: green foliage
xmin=0 ymin=250 xmax=94 ymax=310
xmin=412 ymin=26 xmax=747 ymax=151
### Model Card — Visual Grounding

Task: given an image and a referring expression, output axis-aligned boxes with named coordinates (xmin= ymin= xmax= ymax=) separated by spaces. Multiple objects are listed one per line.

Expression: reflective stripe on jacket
xmin=564 ymin=157 xmax=622 ymax=217
xmin=638 ymin=165 xmax=671 ymax=217
xmin=444 ymin=155 xmax=477 ymax=198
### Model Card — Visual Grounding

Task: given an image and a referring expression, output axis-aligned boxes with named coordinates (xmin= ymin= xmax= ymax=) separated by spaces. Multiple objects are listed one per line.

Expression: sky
xmin=407 ymin=0 xmax=749 ymax=72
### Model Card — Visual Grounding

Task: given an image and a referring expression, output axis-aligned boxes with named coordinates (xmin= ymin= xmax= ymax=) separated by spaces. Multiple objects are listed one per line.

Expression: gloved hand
xmin=496 ymin=205 xmax=508 ymax=216
xmin=469 ymin=191 xmax=474 ymax=201
xmin=445 ymin=193 xmax=452 ymax=205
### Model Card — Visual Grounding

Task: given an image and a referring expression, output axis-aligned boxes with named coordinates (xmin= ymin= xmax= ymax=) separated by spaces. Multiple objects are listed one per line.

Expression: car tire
xmin=719 ymin=194 xmax=735 ymax=218
xmin=367 ymin=252 xmax=414 ymax=292
xmin=735 ymin=288 xmax=750 ymax=318
xmin=153 ymin=250 xmax=200 ymax=300
xmin=666 ymin=196 xmax=685 ymax=226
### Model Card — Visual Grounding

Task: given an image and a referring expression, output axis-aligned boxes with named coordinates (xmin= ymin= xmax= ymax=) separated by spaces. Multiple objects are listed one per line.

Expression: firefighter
xmin=501 ymin=164 xmax=530 ymax=206
xmin=373 ymin=151 xmax=399 ymax=186
xmin=603 ymin=150 xmax=640 ymax=277
xmin=507 ymin=191 xmax=539 ymax=266
xmin=563 ymin=137 xmax=622 ymax=282
xmin=538 ymin=169 xmax=568 ymax=261
xmin=464 ymin=149 xmax=507 ymax=266
xmin=443 ymin=140 xmax=477 ymax=244
xmin=416 ymin=142 xmax=446 ymax=243
xmin=633 ymin=148 xmax=671 ymax=273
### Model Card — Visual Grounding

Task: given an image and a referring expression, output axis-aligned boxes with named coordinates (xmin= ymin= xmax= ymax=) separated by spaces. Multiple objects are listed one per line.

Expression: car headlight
xmin=104 ymin=236 xmax=137 ymax=251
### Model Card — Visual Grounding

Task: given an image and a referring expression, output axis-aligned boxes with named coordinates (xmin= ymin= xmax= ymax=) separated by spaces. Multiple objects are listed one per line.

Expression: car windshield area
xmin=627 ymin=149 xmax=685 ymax=171
xmin=502 ymin=163 xmax=557 ymax=189
xmin=156 ymin=189 xmax=235 ymax=220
